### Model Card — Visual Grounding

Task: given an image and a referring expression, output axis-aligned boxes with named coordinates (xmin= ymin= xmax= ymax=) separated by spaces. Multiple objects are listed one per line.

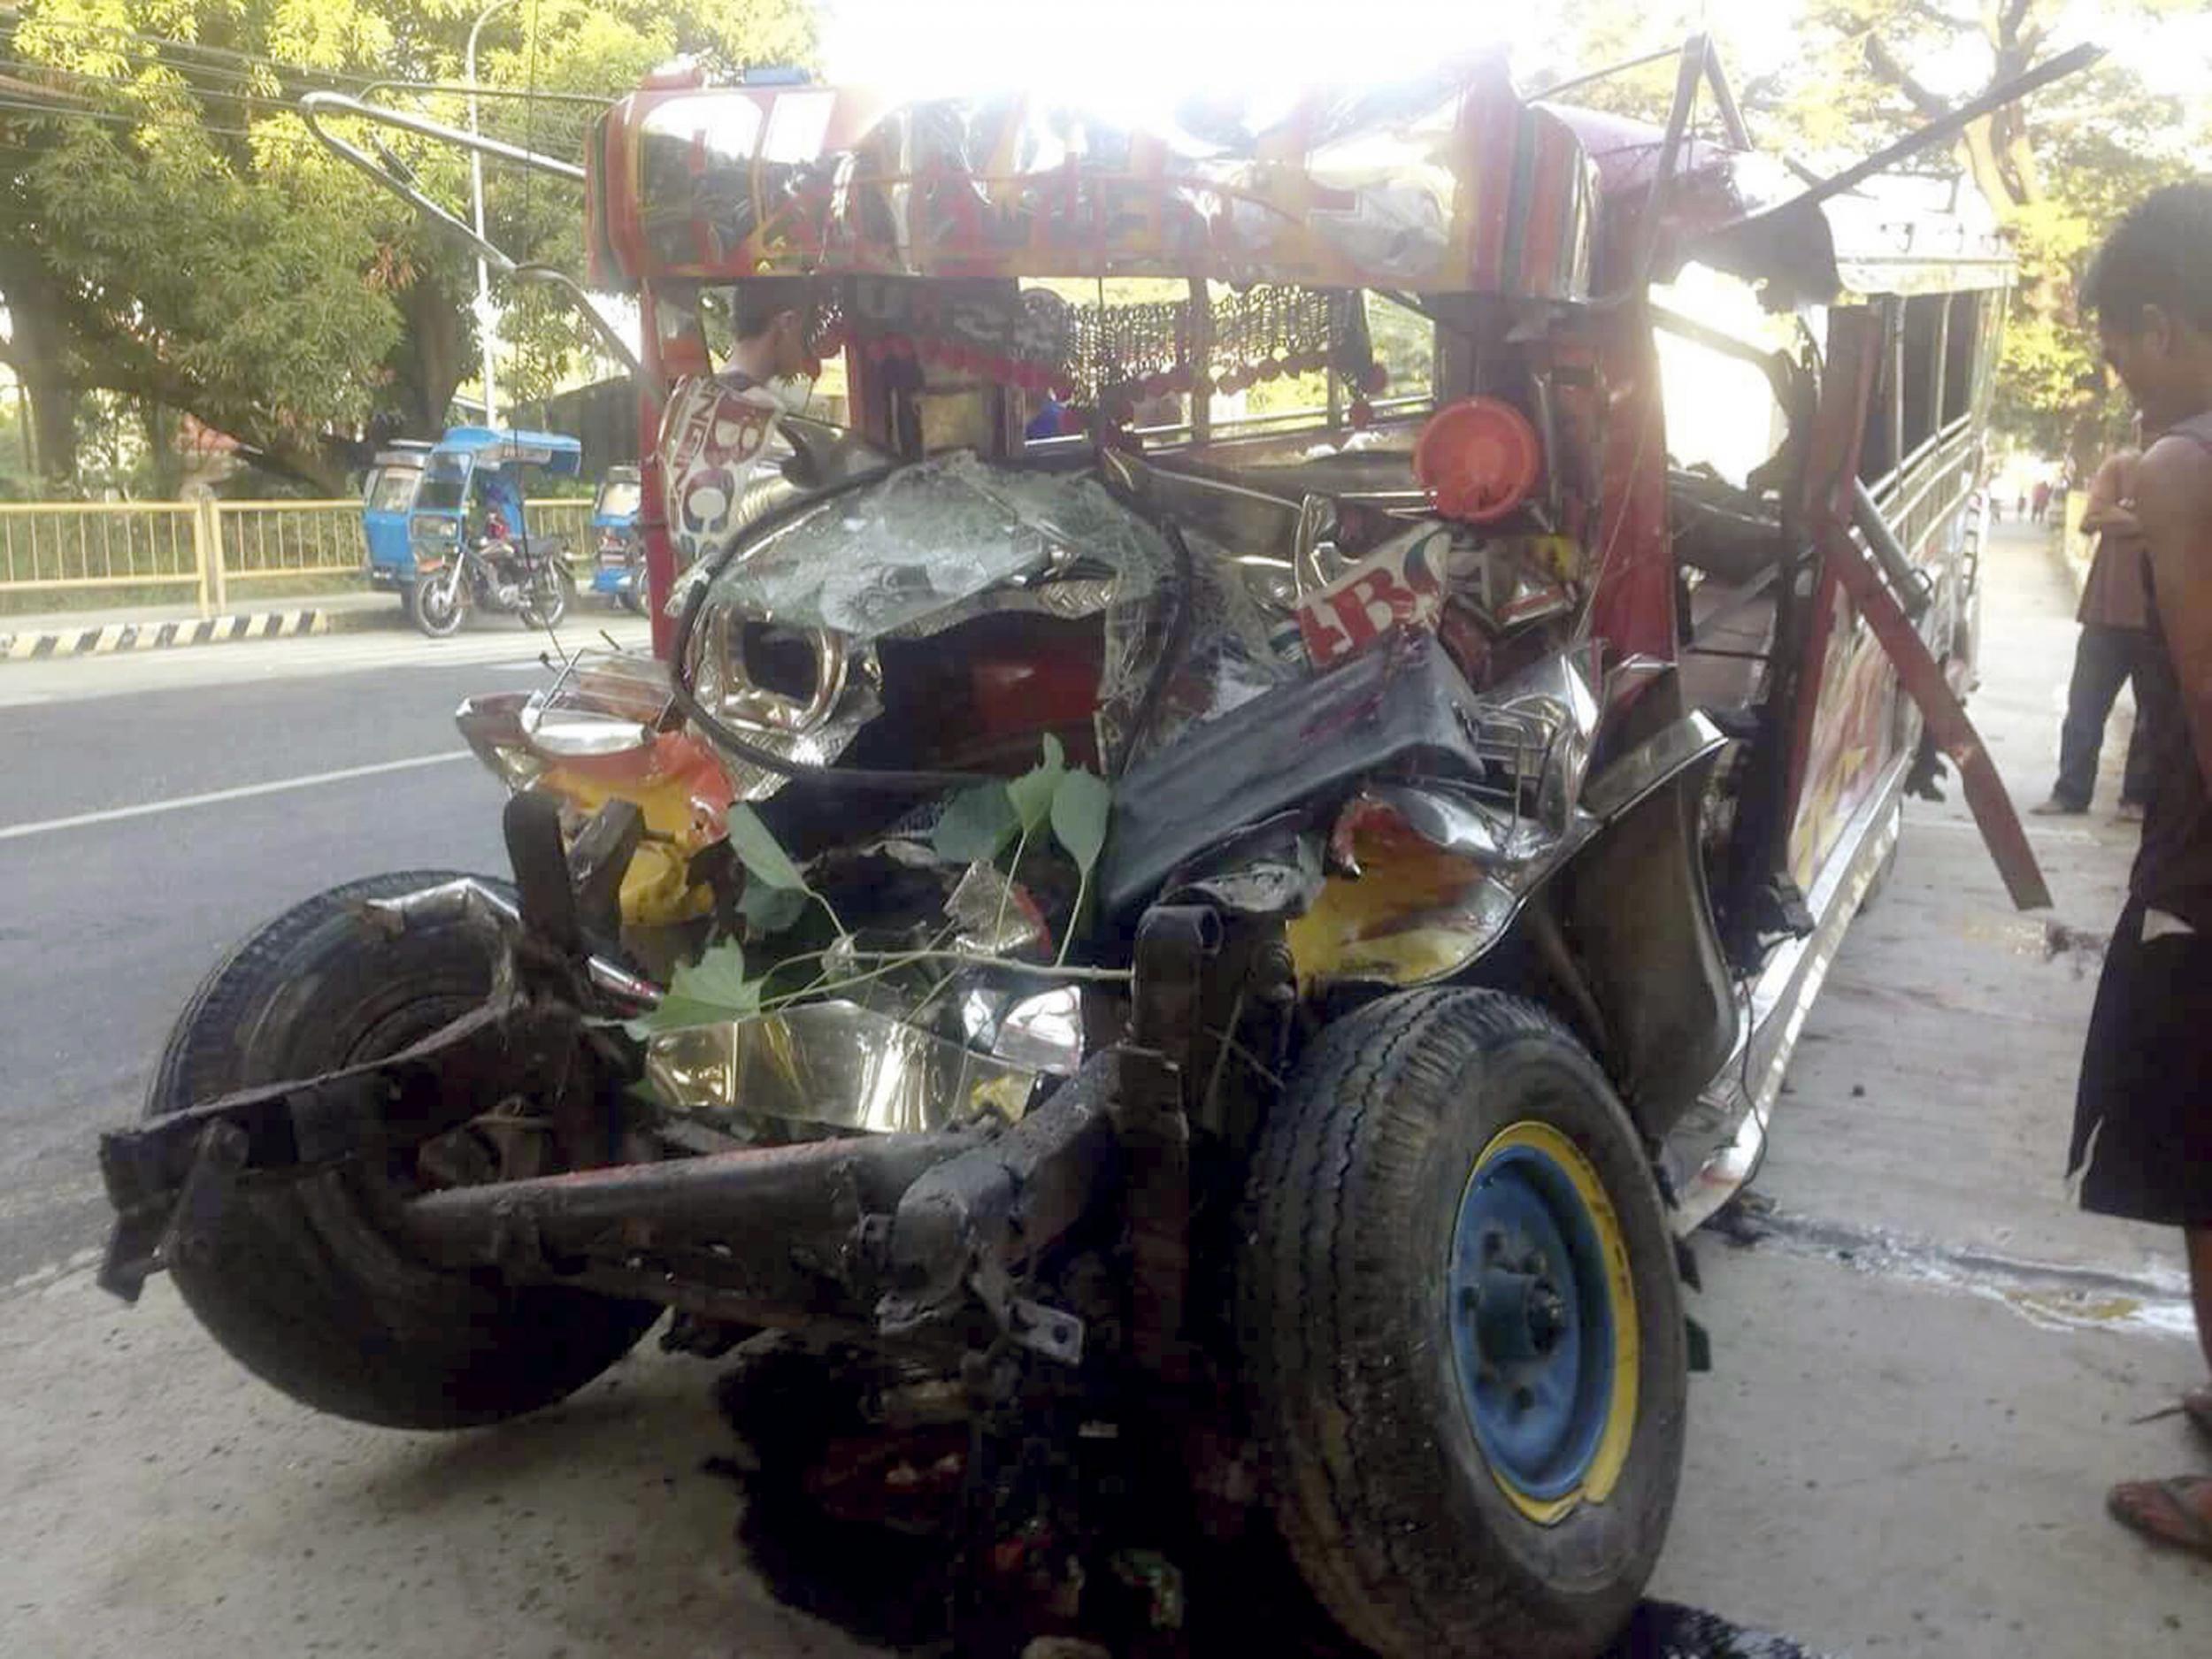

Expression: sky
xmin=817 ymin=0 xmax=2208 ymax=111
xmin=818 ymin=1 xmax=1788 ymax=96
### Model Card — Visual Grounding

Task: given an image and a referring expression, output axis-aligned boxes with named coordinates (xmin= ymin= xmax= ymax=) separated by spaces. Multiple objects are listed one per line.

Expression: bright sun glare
xmin=820 ymin=0 xmax=1790 ymax=106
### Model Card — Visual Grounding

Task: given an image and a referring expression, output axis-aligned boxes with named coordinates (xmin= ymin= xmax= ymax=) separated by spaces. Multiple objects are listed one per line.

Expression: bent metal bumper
xmin=395 ymin=1051 xmax=1128 ymax=1358
xmin=99 ymin=995 xmax=1130 ymax=1358
xmin=96 ymin=878 xmax=1156 ymax=1363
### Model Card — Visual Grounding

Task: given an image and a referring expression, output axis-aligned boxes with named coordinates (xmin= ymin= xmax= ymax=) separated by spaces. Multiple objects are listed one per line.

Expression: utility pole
xmin=466 ymin=0 xmax=519 ymax=430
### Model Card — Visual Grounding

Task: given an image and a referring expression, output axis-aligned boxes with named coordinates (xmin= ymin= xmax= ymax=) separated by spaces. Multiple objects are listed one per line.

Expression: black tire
xmin=1241 ymin=989 xmax=1686 ymax=1659
xmin=618 ymin=576 xmax=648 ymax=616
xmin=406 ymin=569 xmax=467 ymax=638
xmin=147 ymin=870 xmax=659 ymax=1429
xmin=519 ymin=566 xmax=573 ymax=630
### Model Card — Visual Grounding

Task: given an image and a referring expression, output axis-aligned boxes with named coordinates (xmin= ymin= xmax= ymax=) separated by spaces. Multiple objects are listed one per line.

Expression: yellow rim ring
xmin=1463 ymin=1119 xmax=1640 ymax=1525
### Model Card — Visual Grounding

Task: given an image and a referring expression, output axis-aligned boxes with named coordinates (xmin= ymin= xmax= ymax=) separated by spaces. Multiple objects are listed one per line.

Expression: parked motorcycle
xmin=408 ymin=523 xmax=575 ymax=637
xmin=383 ymin=426 xmax=585 ymax=638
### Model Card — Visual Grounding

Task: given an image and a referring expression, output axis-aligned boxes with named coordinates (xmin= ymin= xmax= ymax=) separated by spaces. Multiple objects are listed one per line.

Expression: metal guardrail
xmin=520 ymin=499 xmax=592 ymax=551
xmin=218 ymin=500 xmax=369 ymax=584
xmin=0 ymin=500 xmax=204 ymax=601
xmin=0 ymin=495 xmax=603 ymax=617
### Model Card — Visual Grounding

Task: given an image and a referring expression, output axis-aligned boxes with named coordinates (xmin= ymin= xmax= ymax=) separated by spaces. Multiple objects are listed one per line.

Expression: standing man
xmin=2032 ymin=477 xmax=2053 ymax=525
xmin=2032 ymin=429 xmax=2154 ymax=819
xmin=2064 ymin=182 xmax=2212 ymax=1560
xmin=657 ymin=278 xmax=818 ymax=572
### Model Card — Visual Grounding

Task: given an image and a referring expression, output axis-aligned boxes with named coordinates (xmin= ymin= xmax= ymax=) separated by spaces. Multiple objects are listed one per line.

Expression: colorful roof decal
xmin=588 ymin=60 xmax=1595 ymax=299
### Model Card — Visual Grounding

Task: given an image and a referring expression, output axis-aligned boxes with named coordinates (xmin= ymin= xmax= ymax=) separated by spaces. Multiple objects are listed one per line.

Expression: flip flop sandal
xmin=2108 ymin=1477 xmax=2212 ymax=1560
xmin=2185 ymin=1389 xmax=2212 ymax=1444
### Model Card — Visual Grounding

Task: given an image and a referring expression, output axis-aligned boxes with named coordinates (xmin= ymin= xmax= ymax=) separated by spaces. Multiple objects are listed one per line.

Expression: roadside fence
xmin=0 ymin=496 xmax=598 ymax=617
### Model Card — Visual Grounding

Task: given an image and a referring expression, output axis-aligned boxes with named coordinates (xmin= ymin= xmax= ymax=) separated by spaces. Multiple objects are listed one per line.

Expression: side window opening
xmin=1900 ymin=295 xmax=1942 ymax=462
xmin=1941 ymin=291 xmax=1979 ymax=427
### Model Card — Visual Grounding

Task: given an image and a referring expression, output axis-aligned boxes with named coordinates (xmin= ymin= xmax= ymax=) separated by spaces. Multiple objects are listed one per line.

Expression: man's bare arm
xmin=2135 ymin=434 xmax=2212 ymax=785
xmin=2079 ymin=452 xmax=2142 ymax=534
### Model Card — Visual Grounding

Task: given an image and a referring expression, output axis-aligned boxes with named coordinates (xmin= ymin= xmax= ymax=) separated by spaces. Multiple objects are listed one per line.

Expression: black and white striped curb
xmin=0 ymin=609 xmax=330 ymax=662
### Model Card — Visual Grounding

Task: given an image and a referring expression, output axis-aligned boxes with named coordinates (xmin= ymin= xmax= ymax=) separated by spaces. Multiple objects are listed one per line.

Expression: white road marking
xmin=0 ymin=750 xmax=472 ymax=841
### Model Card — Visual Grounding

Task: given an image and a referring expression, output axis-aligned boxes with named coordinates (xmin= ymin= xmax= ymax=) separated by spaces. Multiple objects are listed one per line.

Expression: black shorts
xmin=2069 ymin=898 xmax=2212 ymax=1227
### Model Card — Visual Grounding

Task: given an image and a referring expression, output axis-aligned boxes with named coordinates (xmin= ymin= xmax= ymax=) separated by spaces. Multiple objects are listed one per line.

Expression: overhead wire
xmin=0 ymin=92 xmax=330 ymax=149
xmin=0 ymin=61 xmax=595 ymax=162
xmin=0 ymin=12 xmax=624 ymax=101
xmin=0 ymin=56 xmax=607 ymax=134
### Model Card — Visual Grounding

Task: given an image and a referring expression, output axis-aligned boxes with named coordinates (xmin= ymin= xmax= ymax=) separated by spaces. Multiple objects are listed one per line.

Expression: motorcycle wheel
xmin=618 ymin=576 xmax=648 ymax=616
xmin=520 ymin=565 xmax=573 ymax=630
xmin=406 ymin=569 xmax=467 ymax=638
xmin=146 ymin=870 xmax=660 ymax=1429
xmin=1241 ymin=988 xmax=1686 ymax=1659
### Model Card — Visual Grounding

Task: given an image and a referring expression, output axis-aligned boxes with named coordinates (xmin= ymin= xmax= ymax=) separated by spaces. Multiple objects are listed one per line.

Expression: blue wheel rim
xmin=1448 ymin=1137 xmax=1618 ymax=1503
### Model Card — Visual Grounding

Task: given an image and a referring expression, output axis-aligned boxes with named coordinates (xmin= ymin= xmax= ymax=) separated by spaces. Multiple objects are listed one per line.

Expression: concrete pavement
xmin=0 ymin=607 xmax=649 ymax=710
xmin=0 ymin=520 xmax=2203 ymax=1656
xmin=1 ymin=588 xmax=649 ymax=667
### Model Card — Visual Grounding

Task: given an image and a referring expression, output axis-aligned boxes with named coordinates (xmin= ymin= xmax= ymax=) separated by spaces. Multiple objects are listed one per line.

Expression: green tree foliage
xmin=0 ymin=0 xmax=812 ymax=493
xmin=1539 ymin=7 xmax=2204 ymax=471
xmin=1797 ymin=2 xmax=2200 ymax=470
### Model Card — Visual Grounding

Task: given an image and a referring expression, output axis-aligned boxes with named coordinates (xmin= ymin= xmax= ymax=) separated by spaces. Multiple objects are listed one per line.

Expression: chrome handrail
xmin=297 ymin=92 xmax=641 ymax=375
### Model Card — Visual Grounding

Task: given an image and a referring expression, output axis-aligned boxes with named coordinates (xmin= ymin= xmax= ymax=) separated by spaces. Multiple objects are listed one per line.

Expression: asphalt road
xmin=0 ymin=612 xmax=647 ymax=1287
xmin=0 ymin=547 xmax=2204 ymax=1658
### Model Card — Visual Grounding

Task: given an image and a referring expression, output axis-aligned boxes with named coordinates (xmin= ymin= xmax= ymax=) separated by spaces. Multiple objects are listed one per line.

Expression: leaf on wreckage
xmin=1048 ymin=765 xmax=1111 ymax=879
xmin=1006 ymin=733 xmax=1067 ymax=836
xmin=932 ymin=782 xmax=1020 ymax=864
xmin=738 ymin=879 xmax=810 ymax=936
xmin=624 ymin=942 xmax=761 ymax=1039
xmin=726 ymin=802 xmax=810 ymax=890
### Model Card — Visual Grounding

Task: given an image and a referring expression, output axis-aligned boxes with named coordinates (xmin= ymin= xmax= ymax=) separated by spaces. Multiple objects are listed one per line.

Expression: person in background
xmin=2033 ymin=426 xmax=2154 ymax=819
xmin=2063 ymin=181 xmax=2212 ymax=1562
xmin=658 ymin=278 xmax=816 ymax=572
xmin=2032 ymin=477 xmax=2053 ymax=525
xmin=2017 ymin=488 xmax=2029 ymax=518
xmin=1025 ymin=392 xmax=1065 ymax=443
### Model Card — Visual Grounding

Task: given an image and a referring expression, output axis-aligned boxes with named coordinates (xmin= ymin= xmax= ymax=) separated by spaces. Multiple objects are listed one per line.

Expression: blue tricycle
xmin=362 ymin=426 xmax=583 ymax=637
xmin=359 ymin=442 xmax=433 ymax=575
xmin=587 ymin=464 xmax=647 ymax=613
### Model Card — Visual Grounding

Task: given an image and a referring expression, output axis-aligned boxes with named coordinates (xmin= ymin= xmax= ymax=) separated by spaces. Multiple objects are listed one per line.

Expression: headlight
xmin=690 ymin=609 xmax=850 ymax=735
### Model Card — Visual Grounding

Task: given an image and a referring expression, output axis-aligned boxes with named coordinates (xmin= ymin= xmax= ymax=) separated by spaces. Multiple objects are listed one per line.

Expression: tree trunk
xmin=21 ymin=362 xmax=79 ymax=494
xmin=232 ymin=426 xmax=353 ymax=496
xmin=395 ymin=268 xmax=468 ymax=438
xmin=146 ymin=402 xmax=182 ymax=499
xmin=0 ymin=225 xmax=83 ymax=492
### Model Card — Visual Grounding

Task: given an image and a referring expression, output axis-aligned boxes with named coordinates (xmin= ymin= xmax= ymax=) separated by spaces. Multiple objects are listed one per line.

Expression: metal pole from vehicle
xmin=1852 ymin=478 xmax=1934 ymax=621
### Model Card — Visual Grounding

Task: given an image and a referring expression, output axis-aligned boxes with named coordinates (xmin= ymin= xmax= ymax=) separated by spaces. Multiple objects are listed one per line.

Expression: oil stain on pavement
xmin=1711 ymin=1190 xmax=2196 ymax=1340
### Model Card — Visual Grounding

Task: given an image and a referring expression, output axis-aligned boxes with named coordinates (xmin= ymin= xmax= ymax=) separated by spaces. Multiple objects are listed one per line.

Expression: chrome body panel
xmin=1663 ymin=748 xmax=1910 ymax=1233
xmin=645 ymin=1001 xmax=1042 ymax=1137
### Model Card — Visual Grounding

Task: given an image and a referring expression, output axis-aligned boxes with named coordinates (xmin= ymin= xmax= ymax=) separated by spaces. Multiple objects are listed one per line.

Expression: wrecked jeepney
xmin=103 ymin=42 xmax=2074 ymax=1659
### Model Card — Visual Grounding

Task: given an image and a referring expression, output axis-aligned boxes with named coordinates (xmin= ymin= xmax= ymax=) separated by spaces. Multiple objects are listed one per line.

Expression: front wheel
xmin=406 ymin=567 xmax=467 ymax=638
xmin=1241 ymin=989 xmax=1686 ymax=1658
xmin=147 ymin=871 xmax=659 ymax=1428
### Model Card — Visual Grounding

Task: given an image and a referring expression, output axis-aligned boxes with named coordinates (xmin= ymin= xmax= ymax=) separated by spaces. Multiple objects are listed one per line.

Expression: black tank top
xmin=2134 ymin=411 xmax=2212 ymax=929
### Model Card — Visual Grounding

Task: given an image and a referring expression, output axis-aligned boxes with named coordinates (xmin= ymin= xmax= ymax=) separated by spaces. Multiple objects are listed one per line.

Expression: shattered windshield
xmin=687 ymin=450 xmax=1297 ymax=765
xmin=687 ymin=451 xmax=1148 ymax=637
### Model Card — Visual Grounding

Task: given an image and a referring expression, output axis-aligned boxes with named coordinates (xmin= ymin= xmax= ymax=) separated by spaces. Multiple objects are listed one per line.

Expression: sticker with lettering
xmin=1294 ymin=528 xmax=1452 ymax=669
